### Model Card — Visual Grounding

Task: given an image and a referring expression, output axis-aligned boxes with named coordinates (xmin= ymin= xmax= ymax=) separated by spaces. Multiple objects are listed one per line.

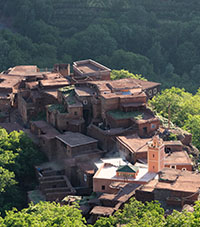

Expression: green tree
xmin=0 ymin=129 xmax=46 ymax=214
xmin=111 ymin=69 xmax=146 ymax=81
xmin=1 ymin=202 xmax=86 ymax=226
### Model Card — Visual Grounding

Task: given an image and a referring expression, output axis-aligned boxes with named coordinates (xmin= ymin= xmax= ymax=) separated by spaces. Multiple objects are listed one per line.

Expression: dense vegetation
xmin=1 ymin=198 xmax=200 ymax=226
xmin=0 ymin=0 xmax=200 ymax=92
xmin=150 ymin=87 xmax=200 ymax=149
xmin=0 ymin=129 xmax=45 ymax=215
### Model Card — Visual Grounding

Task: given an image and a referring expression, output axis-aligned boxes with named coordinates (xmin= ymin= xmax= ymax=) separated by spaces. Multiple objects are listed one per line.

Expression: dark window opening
xmin=165 ymin=147 xmax=171 ymax=154
xmin=102 ymin=185 xmax=105 ymax=190
xmin=143 ymin=127 xmax=147 ymax=134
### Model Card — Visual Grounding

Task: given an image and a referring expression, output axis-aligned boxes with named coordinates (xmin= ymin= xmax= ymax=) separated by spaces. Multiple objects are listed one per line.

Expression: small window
xmin=84 ymin=174 xmax=87 ymax=182
xmin=170 ymin=165 xmax=176 ymax=169
xmin=182 ymin=168 xmax=186 ymax=171
xmin=153 ymin=88 xmax=157 ymax=94
xmin=83 ymin=100 xmax=88 ymax=105
xmin=74 ymin=111 xmax=77 ymax=116
xmin=148 ymin=90 xmax=152 ymax=96
xmin=102 ymin=185 xmax=105 ymax=190
xmin=153 ymin=154 xmax=155 ymax=158
xmin=151 ymin=124 xmax=156 ymax=129
xmin=153 ymin=166 xmax=155 ymax=169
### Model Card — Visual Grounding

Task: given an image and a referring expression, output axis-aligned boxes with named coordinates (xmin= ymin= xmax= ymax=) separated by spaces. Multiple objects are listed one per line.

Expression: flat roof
xmin=141 ymin=168 xmax=200 ymax=193
xmin=164 ymin=141 xmax=183 ymax=146
xmin=94 ymin=162 xmax=157 ymax=183
xmin=129 ymin=78 xmax=161 ymax=90
xmin=0 ymin=75 xmax=21 ymax=89
xmin=8 ymin=65 xmax=38 ymax=74
xmin=158 ymin=168 xmax=200 ymax=193
xmin=107 ymin=78 xmax=142 ymax=90
xmin=73 ymin=59 xmax=111 ymax=75
xmin=40 ymin=78 xmax=70 ymax=87
xmin=117 ymin=135 xmax=152 ymax=153
xmin=31 ymin=120 xmax=60 ymax=138
xmin=165 ymin=151 xmax=192 ymax=165
xmin=75 ymin=86 xmax=95 ymax=97
xmin=56 ymin=132 xmax=97 ymax=147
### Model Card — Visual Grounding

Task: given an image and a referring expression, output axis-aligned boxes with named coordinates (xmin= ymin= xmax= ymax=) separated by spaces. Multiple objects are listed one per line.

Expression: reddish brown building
xmin=116 ymin=135 xmax=151 ymax=163
xmin=136 ymin=168 xmax=200 ymax=207
xmin=73 ymin=59 xmax=111 ymax=81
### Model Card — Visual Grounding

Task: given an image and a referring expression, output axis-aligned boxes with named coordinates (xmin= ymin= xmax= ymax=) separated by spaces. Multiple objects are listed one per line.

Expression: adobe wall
xmin=138 ymin=119 xmax=160 ymax=137
xmin=93 ymin=177 xmax=146 ymax=194
xmin=93 ymin=102 xmax=101 ymax=119
xmin=39 ymin=137 xmax=57 ymax=161
xmin=135 ymin=189 xmax=154 ymax=202
xmin=119 ymin=95 xmax=146 ymax=104
xmin=87 ymin=124 xmax=115 ymax=151
xmin=0 ymin=98 xmax=11 ymax=111
xmin=154 ymin=189 xmax=171 ymax=201
xmin=66 ymin=104 xmax=82 ymax=118
xmin=71 ymin=142 xmax=98 ymax=155
xmin=56 ymin=139 xmax=70 ymax=159
xmin=93 ymin=178 xmax=114 ymax=194
xmin=136 ymin=151 xmax=147 ymax=161
xmin=145 ymin=85 xmax=160 ymax=99
xmin=165 ymin=144 xmax=182 ymax=152
xmin=165 ymin=164 xmax=192 ymax=171
xmin=106 ymin=114 xmax=132 ymax=128
xmin=101 ymin=96 xmax=119 ymax=115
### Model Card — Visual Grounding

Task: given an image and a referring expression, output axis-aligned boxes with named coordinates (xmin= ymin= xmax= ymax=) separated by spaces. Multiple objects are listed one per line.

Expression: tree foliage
xmin=150 ymin=87 xmax=200 ymax=148
xmin=0 ymin=129 xmax=46 ymax=215
xmin=1 ymin=202 xmax=86 ymax=227
xmin=111 ymin=69 xmax=146 ymax=81
xmin=0 ymin=0 xmax=200 ymax=92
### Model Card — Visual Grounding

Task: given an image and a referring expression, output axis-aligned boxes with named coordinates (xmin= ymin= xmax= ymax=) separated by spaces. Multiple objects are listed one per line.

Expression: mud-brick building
xmin=83 ymin=78 xmax=160 ymax=150
xmin=93 ymin=158 xmax=157 ymax=194
xmin=30 ymin=120 xmax=60 ymax=160
xmin=136 ymin=168 xmax=200 ymax=207
xmin=116 ymin=135 xmax=152 ymax=163
xmin=55 ymin=132 xmax=101 ymax=160
xmin=47 ymin=86 xmax=85 ymax=132
xmin=117 ymin=135 xmax=193 ymax=171
xmin=72 ymin=59 xmax=111 ymax=81
xmin=18 ymin=72 xmax=70 ymax=124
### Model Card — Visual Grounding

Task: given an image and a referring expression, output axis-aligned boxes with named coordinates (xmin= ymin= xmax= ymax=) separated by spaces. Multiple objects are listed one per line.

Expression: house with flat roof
xmin=73 ymin=59 xmax=111 ymax=81
xmin=136 ymin=168 xmax=200 ymax=207
xmin=117 ymin=135 xmax=193 ymax=171
xmin=93 ymin=158 xmax=157 ymax=193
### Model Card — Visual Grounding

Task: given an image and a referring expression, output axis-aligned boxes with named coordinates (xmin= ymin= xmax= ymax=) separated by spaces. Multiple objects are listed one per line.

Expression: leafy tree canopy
xmin=1 ymin=202 xmax=86 ymax=227
xmin=150 ymin=87 xmax=200 ymax=148
xmin=111 ymin=69 xmax=146 ymax=81
xmin=0 ymin=128 xmax=46 ymax=215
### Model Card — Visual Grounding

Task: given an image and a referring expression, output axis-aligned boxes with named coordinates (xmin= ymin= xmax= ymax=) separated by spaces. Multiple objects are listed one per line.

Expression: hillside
xmin=0 ymin=0 xmax=200 ymax=92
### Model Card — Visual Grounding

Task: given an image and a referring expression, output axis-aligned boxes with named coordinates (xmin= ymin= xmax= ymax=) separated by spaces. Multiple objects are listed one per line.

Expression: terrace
xmin=108 ymin=110 xmax=144 ymax=120
xmin=47 ymin=104 xmax=66 ymax=113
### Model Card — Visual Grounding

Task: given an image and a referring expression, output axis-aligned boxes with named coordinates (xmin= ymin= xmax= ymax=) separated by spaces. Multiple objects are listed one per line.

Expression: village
xmin=0 ymin=59 xmax=199 ymax=224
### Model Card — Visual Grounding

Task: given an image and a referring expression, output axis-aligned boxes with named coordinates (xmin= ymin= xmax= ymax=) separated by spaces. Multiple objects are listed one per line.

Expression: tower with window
xmin=148 ymin=135 xmax=165 ymax=173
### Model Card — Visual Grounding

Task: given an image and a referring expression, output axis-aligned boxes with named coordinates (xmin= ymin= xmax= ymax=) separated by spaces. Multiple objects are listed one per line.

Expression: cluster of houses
xmin=0 ymin=59 xmax=199 ymax=223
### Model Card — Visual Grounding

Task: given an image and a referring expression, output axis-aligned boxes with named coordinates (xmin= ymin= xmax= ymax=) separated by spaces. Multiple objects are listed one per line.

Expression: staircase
xmin=38 ymin=168 xmax=76 ymax=202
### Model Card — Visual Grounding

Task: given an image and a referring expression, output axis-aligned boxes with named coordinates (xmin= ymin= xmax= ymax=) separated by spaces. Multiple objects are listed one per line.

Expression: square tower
xmin=148 ymin=135 xmax=165 ymax=173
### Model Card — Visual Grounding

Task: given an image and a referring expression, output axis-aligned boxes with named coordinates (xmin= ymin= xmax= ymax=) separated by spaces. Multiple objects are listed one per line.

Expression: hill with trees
xmin=0 ymin=0 xmax=200 ymax=92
